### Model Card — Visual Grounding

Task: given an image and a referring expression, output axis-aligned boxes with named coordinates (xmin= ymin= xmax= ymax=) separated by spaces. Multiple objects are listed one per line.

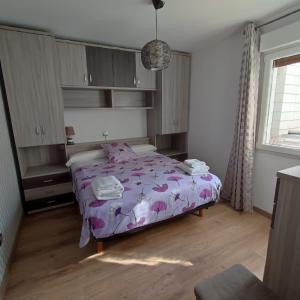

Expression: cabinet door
xmin=56 ymin=41 xmax=88 ymax=86
xmin=0 ymin=30 xmax=64 ymax=147
xmin=0 ymin=30 xmax=43 ymax=147
xmin=86 ymin=46 xmax=113 ymax=86
xmin=161 ymin=54 xmax=190 ymax=134
xmin=135 ymin=52 xmax=156 ymax=89
xmin=39 ymin=36 xmax=65 ymax=145
xmin=113 ymin=50 xmax=136 ymax=87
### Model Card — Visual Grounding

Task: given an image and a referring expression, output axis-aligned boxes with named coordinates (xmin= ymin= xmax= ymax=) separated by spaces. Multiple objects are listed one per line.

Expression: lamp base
xmin=66 ymin=137 xmax=75 ymax=145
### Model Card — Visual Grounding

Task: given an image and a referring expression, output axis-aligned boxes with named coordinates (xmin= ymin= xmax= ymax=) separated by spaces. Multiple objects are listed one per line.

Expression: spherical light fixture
xmin=141 ymin=0 xmax=171 ymax=71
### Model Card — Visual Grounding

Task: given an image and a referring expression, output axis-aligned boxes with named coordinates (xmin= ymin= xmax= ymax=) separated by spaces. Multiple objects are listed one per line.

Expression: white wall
xmin=0 ymin=88 xmax=22 ymax=295
xmin=64 ymin=110 xmax=147 ymax=143
xmin=188 ymin=31 xmax=243 ymax=182
xmin=189 ymin=18 xmax=300 ymax=214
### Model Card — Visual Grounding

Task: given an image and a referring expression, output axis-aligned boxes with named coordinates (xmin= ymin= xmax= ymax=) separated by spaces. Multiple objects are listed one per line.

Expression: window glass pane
xmin=264 ymin=58 xmax=300 ymax=148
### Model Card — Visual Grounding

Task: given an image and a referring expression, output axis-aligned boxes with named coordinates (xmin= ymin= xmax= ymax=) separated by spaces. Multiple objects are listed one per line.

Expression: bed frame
xmin=94 ymin=201 xmax=215 ymax=253
xmin=66 ymin=137 xmax=216 ymax=253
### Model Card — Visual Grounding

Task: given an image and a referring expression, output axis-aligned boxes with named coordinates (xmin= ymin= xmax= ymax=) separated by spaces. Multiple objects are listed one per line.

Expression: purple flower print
xmin=152 ymin=183 xmax=168 ymax=192
xmin=164 ymin=170 xmax=176 ymax=174
xmin=167 ymin=176 xmax=183 ymax=186
xmin=115 ymin=207 xmax=122 ymax=217
xmin=151 ymin=201 xmax=167 ymax=213
xmin=90 ymin=217 xmax=105 ymax=230
xmin=201 ymin=174 xmax=213 ymax=181
xmin=127 ymin=217 xmax=146 ymax=230
xmin=103 ymin=165 xmax=115 ymax=170
xmin=111 ymin=143 xmax=118 ymax=147
xmin=200 ymin=188 xmax=212 ymax=199
xmin=174 ymin=193 xmax=180 ymax=201
xmin=131 ymin=172 xmax=146 ymax=177
xmin=81 ymin=175 xmax=96 ymax=181
xmin=120 ymin=178 xmax=129 ymax=184
xmin=124 ymin=186 xmax=132 ymax=192
xmin=79 ymin=181 xmax=92 ymax=192
xmin=89 ymin=200 xmax=106 ymax=207
xmin=132 ymin=167 xmax=143 ymax=171
xmin=182 ymin=202 xmax=196 ymax=213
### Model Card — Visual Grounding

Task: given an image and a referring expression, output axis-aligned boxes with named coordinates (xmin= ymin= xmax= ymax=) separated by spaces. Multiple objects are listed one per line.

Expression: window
xmin=258 ymin=45 xmax=300 ymax=155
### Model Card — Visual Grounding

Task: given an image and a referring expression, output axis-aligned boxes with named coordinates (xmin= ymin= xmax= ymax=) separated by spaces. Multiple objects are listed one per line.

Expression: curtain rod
xmin=256 ymin=8 xmax=300 ymax=29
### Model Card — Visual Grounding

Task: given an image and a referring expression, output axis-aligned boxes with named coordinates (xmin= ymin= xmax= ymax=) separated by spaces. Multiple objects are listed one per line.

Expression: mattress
xmin=71 ymin=152 xmax=222 ymax=247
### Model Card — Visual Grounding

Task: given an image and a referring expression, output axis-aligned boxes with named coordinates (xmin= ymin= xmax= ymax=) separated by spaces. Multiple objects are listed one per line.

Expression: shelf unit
xmin=62 ymin=86 xmax=155 ymax=110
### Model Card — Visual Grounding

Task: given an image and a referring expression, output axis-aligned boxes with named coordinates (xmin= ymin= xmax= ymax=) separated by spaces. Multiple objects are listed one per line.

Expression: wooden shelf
xmin=23 ymin=164 xmax=69 ymax=179
xmin=64 ymin=106 xmax=153 ymax=110
xmin=158 ymin=149 xmax=187 ymax=157
xmin=62 ymin=85 xmax=157 ymax=92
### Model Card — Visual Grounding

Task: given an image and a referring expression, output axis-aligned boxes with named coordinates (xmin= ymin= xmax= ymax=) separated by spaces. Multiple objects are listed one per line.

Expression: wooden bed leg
xmin=96 ymin=241 xmax=104 ymax=254
xmin=198 ymin=209 xmax=204 ymax=217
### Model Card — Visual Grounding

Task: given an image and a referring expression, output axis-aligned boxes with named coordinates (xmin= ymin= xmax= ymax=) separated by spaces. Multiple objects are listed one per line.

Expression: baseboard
xmin=0 ymin=212 xmax=23 ymax=298
xmin=254 ymin=206 xmax=272 ymax=219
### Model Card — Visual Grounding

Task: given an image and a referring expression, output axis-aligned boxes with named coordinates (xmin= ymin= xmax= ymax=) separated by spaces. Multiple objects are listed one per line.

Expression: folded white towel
xmin=92 ymin=176 xmax=124 ymax=200
xmin=184 ymin=159 xmax=207 ymax=168
xmin=178 ymin=163 xmax=210 ymax=175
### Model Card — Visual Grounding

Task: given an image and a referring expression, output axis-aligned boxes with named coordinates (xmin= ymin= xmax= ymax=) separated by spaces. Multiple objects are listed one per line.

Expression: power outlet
xmin=102 ymin=131 xmax=109 ymax=139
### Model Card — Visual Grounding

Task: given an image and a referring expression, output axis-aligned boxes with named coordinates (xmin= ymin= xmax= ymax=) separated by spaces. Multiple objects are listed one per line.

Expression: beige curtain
xmin=221 ymin=23 xmax=260 ymax=212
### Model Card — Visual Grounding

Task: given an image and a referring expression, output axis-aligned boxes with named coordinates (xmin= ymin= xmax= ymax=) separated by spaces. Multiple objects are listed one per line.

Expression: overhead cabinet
xmin=85 ymin=46 xmax=136 ymax=87
xmin=56 ymin=41 xmax=88 ymax=86
xmin=0 ymin=29 xmax=65 ymax=147
xmin=135 ymin=52 xmax=156 ymax=89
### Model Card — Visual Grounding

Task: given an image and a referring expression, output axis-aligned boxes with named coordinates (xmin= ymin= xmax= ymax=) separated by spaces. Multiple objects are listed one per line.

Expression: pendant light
xmin=141 ymin=0 xmax=171 ymax=71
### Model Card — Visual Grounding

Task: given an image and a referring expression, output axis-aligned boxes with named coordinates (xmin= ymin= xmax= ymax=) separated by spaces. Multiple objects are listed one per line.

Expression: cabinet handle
xmin=41 ymin=126 xmax=45 ymax=136
xmin=89 ymin=74 xmax=92 ymax=83
xmin=134 ymin=77 xmax=137 ymax=86
xmin=43 ymin=179 xmax=54 ymax=183
xmin=84 ymin=74 xmax=87 ymax=83
xmin=35 ymin=126 xmax=40 ymax=136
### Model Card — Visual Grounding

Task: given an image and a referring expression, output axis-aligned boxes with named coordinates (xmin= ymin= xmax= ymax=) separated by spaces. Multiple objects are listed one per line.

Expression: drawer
xmin=24 ymin=182 xmax=73 ymax=201
xmin=169 ymin=153 xmax=188 ymax=162
xmin=23 ymin=172 xmax=71 ymax=189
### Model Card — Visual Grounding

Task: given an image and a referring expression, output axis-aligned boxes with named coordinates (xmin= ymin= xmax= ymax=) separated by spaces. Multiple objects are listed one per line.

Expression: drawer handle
xmin=47 ymin=200 xmax=56 ymax=204
xmin=43 ymin=179 xmax=54 ymax=183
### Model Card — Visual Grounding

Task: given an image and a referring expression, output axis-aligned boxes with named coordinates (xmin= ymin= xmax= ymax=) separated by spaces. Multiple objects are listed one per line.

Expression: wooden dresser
xmin=263 ymin=165 xmax=300 ymax=300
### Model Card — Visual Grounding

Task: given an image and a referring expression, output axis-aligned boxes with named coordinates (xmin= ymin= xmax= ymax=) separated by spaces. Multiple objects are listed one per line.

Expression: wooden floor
xmin=5 ymin=203 xmax=270 ymax=300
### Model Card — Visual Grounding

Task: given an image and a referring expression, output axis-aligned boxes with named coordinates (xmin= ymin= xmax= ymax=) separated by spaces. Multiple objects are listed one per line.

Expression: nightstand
xmin=158 ymin=149 xmax=188 ymax=162
xmin=22 ymin=164 xmax=74 ymax=213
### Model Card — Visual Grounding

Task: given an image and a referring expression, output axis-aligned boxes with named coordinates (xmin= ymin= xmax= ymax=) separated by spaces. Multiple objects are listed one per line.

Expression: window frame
xmin=257 ymin=44 xmax=300 ymax=157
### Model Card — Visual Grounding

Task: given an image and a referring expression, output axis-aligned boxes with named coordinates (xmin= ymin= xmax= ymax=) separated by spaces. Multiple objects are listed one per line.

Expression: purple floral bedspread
xmin=72 ymin=154 xmax=222 ymax=247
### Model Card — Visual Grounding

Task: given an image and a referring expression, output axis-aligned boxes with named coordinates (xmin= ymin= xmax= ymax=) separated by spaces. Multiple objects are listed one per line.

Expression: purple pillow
xmin=101 ymin=143 xmax=138 ymax=163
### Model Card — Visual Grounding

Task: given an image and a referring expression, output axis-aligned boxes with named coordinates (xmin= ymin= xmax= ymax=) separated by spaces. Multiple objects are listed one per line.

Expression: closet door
xmin=113 ymin=50 xmax=136 ymax=87
xmin=86 ymin=46 xmax=114 ymax=87
xmin=135 ymin=52 xmax=156 ymax=89
xmin=38 ymin=35 xmax=65 ymax=145
xmin=0 ymin=30 xmax=43 ymax=147
xmin=161 ymin=54 xmax=190 ymax=134
xmin=0 ymin=30 xmax=64 ymax=147
xmin=56 ymin=41 xmax=88 ymax=86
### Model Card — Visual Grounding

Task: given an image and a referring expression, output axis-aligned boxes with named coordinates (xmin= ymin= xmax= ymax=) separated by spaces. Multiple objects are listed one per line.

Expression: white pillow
xmin=131 ymin=144 xmax=157 ymax=154
xmin=66 ymin=149 xmax=106 ymax=167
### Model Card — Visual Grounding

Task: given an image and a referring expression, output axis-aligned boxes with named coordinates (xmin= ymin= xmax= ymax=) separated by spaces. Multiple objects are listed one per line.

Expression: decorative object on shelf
xmin=65 ymin=126 xmax=75 ymax=145
xmin=141 ymin=0 xmax=171 ymax=71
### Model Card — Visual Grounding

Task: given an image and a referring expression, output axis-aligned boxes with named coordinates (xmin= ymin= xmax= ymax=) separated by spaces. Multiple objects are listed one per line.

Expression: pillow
xmin=131 ymin=144 xmax=157 ymax=154
xmin=66 ymin=149 xmax=106 ymax=167
xmin=101 ymin=143 xmax=138 ymax=163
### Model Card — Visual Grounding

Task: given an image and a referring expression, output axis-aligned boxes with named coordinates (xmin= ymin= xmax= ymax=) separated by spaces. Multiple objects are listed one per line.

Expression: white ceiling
xmin=0 ymin=0 xmax=299 ymax=52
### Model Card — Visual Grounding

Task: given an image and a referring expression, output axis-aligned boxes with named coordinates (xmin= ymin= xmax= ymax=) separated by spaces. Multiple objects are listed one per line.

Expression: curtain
xmin=221 ymin=23 xmax=260 ymax=212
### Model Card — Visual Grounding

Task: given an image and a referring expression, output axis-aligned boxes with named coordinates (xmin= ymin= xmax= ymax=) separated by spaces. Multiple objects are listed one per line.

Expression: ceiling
xmin=0 ymin=0 xmax=299 ymax=52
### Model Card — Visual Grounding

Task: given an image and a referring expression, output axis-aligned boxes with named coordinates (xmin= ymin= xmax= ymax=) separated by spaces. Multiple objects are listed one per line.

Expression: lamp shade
xmin=65 ymin=126 xmax=75 ymax=137
xmin=141 ymin=39 xmax=171 ymax=71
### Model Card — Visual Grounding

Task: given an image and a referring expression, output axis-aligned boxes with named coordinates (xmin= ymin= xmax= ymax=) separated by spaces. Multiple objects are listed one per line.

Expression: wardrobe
xmin=0 ymin=25 xmax=191 ymax=213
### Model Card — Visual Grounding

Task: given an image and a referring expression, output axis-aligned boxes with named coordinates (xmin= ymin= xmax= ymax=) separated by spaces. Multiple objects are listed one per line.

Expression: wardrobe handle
xmin=134 ymin=77 xmax=137 ymax=86
xmin=41 ymin=126 xmax=45 ymax=136
xmin=84 ymin=74 xmax=87 ymax=83
xmin=35 ymin=126 xmax=40 ymax=136
xmin=89 ymin=74 xmax=92 ymax=84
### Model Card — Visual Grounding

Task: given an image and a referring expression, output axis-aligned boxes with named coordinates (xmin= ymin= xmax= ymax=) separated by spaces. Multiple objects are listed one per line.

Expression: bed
xmin=67 ymin=138 xmax=222 ymax=251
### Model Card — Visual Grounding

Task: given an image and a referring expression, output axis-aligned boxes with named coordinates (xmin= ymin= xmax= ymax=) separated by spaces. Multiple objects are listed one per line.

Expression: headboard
xmin=65 ymin=137 xmax=151 ymax=159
